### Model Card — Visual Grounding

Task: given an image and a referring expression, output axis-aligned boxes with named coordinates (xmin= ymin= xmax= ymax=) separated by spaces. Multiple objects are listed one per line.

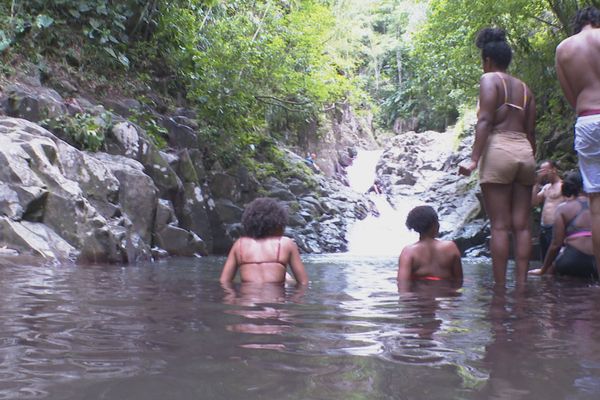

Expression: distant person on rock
xmin=555 ymin=6 xmax=600 ymax=271
xmin=532 ymin=160 xmax=566 ymax=261
xmin=220 ymin=197 xmax=308 ymax=285
xmin=304 ymin=152 xmax=321 ymax=173
xmin=397 ymin=205 xmax=463 ymax=284
xmin=459 ymin=27 xmax=536 ymax=285
xmin=529 ymin=171 xmax=598 ymax=279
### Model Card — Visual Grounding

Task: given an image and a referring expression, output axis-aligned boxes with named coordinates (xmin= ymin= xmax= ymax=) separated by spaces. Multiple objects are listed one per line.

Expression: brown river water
xmin=0 ymin=254 xmax=599 ymax=399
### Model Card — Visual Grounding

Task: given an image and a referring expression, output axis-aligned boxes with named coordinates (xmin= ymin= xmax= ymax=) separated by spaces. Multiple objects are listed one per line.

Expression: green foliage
xmin=42 ymin=112 xmax=112 ymax=152
xmin=130 ymin=111 xmax=169 ymax=149
xmin=128 ymin=0 xmax=363 ymax=171
xmin=372 ymin=0 xmax=600 ymax=142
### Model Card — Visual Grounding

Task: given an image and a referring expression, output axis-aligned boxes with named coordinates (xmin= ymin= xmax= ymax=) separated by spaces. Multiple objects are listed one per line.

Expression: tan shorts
xmin=479 ymin=130 xmax=536 ymax=185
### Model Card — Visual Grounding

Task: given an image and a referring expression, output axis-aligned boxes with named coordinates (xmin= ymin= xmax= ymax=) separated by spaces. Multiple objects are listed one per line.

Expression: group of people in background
xmin=220 ymin=7 xmax=600 ymax=287
xmin=458 ymin=6 xmax=600 ymax=284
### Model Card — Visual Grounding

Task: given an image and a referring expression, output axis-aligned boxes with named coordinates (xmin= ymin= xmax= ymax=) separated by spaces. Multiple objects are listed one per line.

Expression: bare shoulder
xmin=439 ymin=239 xmax=461 ymax=254
xmin=556 ymin=35 xmax=574 ymax=52
xmin=480 ymin=72 xmax=498 ymax=83
xmin=399 ymin=243 xmax=418 ymax=258
xmin=281 ymin=236 xmax=299 ymax=249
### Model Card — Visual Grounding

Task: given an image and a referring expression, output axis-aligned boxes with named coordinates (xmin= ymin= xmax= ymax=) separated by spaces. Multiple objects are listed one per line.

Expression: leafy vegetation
xmin=41 ymin=112 xmax=112 ymax=152
xmin=1 ymin=0 xmax=596 ymax=173
xmin=376 ymin=0 xmax=600 ymax=160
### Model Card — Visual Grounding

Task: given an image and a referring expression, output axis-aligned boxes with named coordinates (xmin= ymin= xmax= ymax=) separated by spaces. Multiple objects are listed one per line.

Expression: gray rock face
xmin=375 ymin=125 xmax=489 ymax=254
xmin=5 ymin=83 xmax=67 ymax=123
xmin=0 ymin=116 xmax=213 ymax=262
xmin=0 ymin=78 xmax=376 ymax=261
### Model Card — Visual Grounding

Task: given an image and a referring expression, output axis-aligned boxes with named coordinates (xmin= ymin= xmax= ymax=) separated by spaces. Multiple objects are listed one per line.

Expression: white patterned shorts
xmin=575 ymin=114 xmax=600 ymax=193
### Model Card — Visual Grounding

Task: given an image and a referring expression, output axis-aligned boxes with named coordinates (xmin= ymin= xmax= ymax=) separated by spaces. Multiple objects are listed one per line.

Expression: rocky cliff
xmin=0 ymin=72 xmax=373 ymax=263
xmin=375 ymin=124 xmax=491 ymax=256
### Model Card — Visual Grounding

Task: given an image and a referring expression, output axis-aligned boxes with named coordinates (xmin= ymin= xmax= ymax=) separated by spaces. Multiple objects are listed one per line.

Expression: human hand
xmin=458 ymin=160 xmax=477 ymax=176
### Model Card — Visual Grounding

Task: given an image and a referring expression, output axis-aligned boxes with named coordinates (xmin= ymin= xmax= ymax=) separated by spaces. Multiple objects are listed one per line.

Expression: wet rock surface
xmin=0 ymin=79 xmax=373 ymax=261
xmin=375 ymin=126 xmax=490 ymax=256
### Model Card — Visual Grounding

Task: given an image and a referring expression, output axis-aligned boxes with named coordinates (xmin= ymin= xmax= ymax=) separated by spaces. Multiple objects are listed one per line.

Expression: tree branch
xmin=255 ymin=95 xmax=311 ymax=105
xmin=255 ymin=96 xmax=308 ymax=112
xmin=525 ymin=13 xmax=562 ymax=30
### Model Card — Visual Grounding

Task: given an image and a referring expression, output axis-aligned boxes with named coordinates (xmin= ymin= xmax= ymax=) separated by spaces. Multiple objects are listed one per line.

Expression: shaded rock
xmin=447 ymin=220 xmax=490 ymax=255
xmin=103 ymin=98 xmax=141 ymax=118
xmin=5 ymin=83 xmax=67 ymax=123
xmin=0 ymin=217 xmax=77 ymax=260
xmin=92 ymin=153 xmax=158 ymax=244
xmin=154 ymin=199 xmax=177 ymax=232
xmin=267 ymin=187 xmax=296 ymax=202
xmin=154 ymin=225 xmax=206 ymax=257
xmin=213 ymin=199 xmax=243 ymax=224
xmin=163 ymin=117 xmax=199 ymax=149
xmin=209 ymin=172 xmax=240 ymax=201
xmin=0 ymin=183 xmax=47 ymax=221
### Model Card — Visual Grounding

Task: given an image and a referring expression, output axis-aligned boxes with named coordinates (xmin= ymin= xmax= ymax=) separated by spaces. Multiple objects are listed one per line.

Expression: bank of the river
xmin=0 ymin=65 xmax=382 ymax=263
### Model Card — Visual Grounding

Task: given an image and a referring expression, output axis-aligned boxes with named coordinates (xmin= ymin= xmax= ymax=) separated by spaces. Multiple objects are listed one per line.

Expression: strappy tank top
xmin=565 ymin=198 xmax=591 ymax=236
xmin=238 ymin=236 xmax=286 ymax=268
xmin=496 ymin=72 xmax=527 ymax=111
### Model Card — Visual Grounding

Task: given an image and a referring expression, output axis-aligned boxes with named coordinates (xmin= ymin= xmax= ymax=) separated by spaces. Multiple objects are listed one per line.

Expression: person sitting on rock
xmin=397 ymin=205 xmax=463 ymax=283
xmin=529 ymin=171 xmax=598 ymax=279
xmin=304 ymin=152 xmax=321 ymax=173
xmin=220 ymin=197 xmax=309 ymax=285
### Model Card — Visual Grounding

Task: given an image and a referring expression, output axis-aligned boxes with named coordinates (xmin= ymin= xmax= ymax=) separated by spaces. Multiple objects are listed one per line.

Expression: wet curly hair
xmin=561 ymin=171 xmax=583 ymax=197
xmin=406 ymin=205 xmax=439 ymax=235
xmin=242 ymin=197 xmax=288 ymax=238
xmin=476 ymin=27 xmax=512 ymax=69
xmin=573 ymin=6 xmax=600 ymax=34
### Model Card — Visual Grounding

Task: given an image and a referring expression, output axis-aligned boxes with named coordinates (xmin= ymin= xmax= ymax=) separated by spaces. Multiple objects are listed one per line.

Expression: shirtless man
xmin=397 ymin=205 xmax=463 ymax=287
xmin=532 ymin=160 xmax=565 ymax=261
xmin=555 ymin=6 xmax=600 ymax=269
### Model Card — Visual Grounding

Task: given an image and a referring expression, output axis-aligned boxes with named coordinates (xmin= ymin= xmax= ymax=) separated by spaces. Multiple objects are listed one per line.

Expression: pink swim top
xmin=566 ymin=230 xmax=592 ymax=239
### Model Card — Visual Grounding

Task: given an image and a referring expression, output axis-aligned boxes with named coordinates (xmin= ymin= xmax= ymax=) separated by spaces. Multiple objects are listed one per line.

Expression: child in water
xmin=220 ymin=197 xmax=309 ymax=285
xmin=397 ymin=205 xmax=463 ymax=282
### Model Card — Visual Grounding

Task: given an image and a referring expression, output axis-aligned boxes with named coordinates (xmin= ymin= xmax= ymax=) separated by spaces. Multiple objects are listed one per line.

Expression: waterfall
xmin=346 ymin=150 xmax=421 ymax=256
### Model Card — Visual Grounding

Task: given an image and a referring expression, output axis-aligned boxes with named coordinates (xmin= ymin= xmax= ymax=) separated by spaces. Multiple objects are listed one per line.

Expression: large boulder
xmin=4 ymin=83 xmax=67 ymax=123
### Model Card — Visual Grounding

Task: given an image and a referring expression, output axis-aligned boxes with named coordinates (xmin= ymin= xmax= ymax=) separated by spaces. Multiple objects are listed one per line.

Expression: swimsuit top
xmin=238 ymin=236 xmax=286 ymax=268
xmin=476 ymin=73 xmax=528 ymax=116
xmin=496 ymin=73 xmax=528 ymax=111
xmin=565 ymin=198 xmax=592 ymax=237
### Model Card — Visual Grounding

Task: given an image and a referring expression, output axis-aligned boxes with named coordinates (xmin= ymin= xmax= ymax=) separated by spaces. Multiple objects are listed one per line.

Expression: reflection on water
xmin=0 ymin=255 xmax=599 ymax=399
xmin=221 ymin=282 xmax=305 ymax=348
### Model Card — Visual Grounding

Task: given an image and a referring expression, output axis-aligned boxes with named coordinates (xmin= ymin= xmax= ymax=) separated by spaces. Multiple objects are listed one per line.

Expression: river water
xmin=1 ymin=256 xmax=600 ymax=399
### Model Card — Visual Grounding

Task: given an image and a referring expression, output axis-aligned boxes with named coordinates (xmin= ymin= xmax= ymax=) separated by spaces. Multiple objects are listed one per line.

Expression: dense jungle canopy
xmin=1 ymin=0 xmax=599 ymax=167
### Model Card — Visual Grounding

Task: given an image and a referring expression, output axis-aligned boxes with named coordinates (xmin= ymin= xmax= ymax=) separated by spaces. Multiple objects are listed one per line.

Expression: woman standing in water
xmin=219 ymin=197 xmax=309 ymax=285
xmin=459 ymin=28 xmax=536 ymax=284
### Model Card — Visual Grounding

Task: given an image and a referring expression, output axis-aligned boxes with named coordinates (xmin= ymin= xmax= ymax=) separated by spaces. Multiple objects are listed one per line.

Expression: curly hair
xmin=476 ymin=27 xmax=512 ymax=69
xmin=406 ymin=205 xmax=439 ymax=235
xmin=561 ymin=171 xmax=583 ymax=197
xmin=242 ymin=197 xmax=288 ymax=238
xmin=573 ymin=6 xmax=600 ymax=34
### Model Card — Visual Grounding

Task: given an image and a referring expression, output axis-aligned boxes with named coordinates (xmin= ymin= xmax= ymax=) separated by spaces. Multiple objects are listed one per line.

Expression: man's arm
xmin=556 ymin=45 xmax=578 ymax=108
xmin=532 ymin=183 xmax=547 ymax=207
